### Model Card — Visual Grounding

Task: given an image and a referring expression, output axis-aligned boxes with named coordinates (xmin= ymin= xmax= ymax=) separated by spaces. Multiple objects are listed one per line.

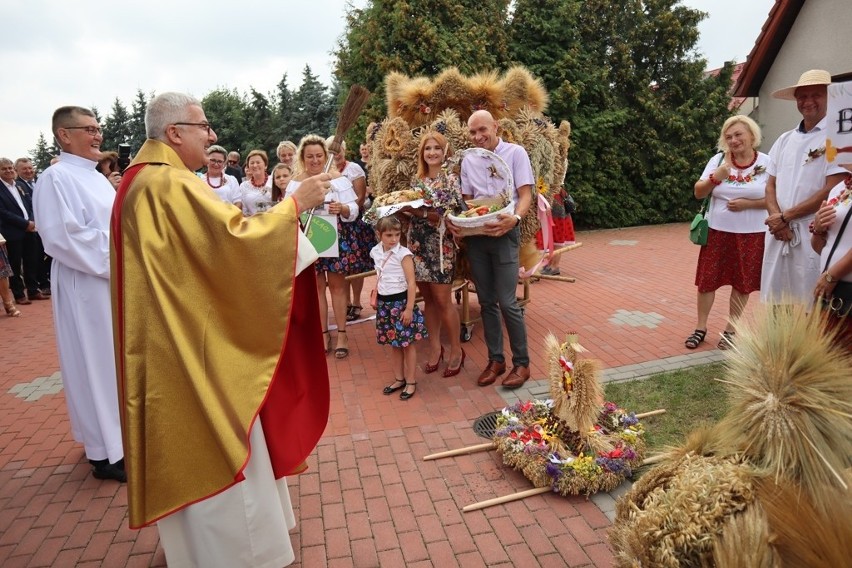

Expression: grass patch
xmin=604 ymin=363 xmax=729 ymax=452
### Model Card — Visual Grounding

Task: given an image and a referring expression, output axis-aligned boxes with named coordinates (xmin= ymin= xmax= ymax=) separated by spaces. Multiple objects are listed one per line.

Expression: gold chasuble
xmin=111 ymin=140 xmax=330 ymax=529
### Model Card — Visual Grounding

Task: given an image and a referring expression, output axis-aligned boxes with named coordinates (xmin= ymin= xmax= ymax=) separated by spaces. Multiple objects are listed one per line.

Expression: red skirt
xmin=536 ymin=215 xmax=576 ymax=249
xmin=695 ymin=229 xmax=764 ymax=294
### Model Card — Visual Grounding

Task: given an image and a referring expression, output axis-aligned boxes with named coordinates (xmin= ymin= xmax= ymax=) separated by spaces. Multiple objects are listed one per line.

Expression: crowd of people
xmin=11 ymin=66 xmax=852 ymax=568
xmin=687 ymin=69 xmax=851 ymax=351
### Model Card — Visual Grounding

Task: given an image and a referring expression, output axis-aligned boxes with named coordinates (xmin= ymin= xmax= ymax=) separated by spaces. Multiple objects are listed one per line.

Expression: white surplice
xmin=761 ymin=118 xmax=847 ymax=303
xmin=157 ymin=417 xmax=297 ymax=568
xmin=33 ymin=152 xmax=122 ymax=463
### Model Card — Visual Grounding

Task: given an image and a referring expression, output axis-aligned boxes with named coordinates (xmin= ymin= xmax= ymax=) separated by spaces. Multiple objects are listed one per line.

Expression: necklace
xmin=250 ymin=175 xmax=268 ymax=189
xmin=731 ymin=151 xmax=758 ymax=170
xmin=205 ymin=172 xmax=224 ymax=188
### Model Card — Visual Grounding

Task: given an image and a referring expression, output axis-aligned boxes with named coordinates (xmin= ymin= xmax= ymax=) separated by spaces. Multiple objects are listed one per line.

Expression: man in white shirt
xmin=32 ymin=107 xmax=125 ymax=482
xmin=762 ymin=70 xmax=848 ymax=303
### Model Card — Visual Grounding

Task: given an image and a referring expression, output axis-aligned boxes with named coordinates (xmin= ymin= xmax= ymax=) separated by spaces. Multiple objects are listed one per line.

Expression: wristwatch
xmin=824 ymin=272 xmax=837 ymax=283
xmin=513 ymin=214 xmax=522 ymax=226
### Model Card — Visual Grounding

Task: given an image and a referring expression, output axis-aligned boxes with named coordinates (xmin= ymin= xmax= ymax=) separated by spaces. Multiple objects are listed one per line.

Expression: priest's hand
xmin=292 ymin=173 xmax=332 ymax=212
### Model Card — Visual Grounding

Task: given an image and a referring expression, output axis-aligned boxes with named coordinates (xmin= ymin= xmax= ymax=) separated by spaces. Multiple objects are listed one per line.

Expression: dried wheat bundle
xmin=717 ymin=304 xmax=852 ymax=512
xmin=610 ymin=303 xmax=852 ymax=566
xmin=611 ymin=453 xmax=757 ymax=568
xmin=545 ymin=333 xmax=602 ymax=436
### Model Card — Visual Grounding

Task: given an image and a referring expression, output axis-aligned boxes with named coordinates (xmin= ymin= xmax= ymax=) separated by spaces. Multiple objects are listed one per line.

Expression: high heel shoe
xmin=442 ymin=348 xmax=466 ymax=377
xmin=334 ymin=330 xmax=349 ymax=359
xmin=4 ymin=301 xmax=21 ymax=318
xmin=322 ymin=330 xmax=331 ymax=354
xmin=424 ymin=346 xmax=444 ymax=374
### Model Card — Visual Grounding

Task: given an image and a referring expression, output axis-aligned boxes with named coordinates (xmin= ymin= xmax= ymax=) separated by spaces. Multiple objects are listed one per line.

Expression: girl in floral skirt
xmin=371 ymin=216 xmax=428 ymax=400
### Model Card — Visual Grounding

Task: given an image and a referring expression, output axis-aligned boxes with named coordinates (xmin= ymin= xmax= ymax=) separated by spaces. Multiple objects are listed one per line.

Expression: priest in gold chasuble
xmin=111 ymin=92 xmax=332 ymax=568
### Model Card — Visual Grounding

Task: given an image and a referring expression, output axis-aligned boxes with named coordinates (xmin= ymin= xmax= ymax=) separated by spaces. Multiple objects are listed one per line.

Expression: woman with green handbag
xmin=685 ymin=116 xmax=769 ymax=350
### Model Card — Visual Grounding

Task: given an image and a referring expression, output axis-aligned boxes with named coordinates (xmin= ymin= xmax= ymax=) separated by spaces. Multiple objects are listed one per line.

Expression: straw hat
xmin=772 ymin=69 xmax=832 ymax=100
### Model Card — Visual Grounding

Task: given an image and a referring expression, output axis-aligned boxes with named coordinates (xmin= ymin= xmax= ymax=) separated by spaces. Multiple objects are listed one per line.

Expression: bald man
xmin=447 ymin=110 xmax=534 ymax=388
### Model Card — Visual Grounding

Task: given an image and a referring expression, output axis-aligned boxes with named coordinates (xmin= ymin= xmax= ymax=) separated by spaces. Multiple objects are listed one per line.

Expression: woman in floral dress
xmin=401 ymin=132 xmax=466 ymax=376
xmin=285 ymin=135 xmax=359 ymax=358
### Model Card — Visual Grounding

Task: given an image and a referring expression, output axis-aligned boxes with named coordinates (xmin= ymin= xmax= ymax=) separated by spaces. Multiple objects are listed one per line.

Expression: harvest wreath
xmin=493 ymin=334 xmax=646 ymax=496
xmin=423 ymin=333 xmax=657 ymax=512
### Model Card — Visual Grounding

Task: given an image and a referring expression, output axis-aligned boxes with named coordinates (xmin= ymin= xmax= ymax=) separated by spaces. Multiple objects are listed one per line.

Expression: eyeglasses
xmin=227 ymin=160 xmax=239 ymax=165
xmin=208 ymin=158 xmax=225 ymax=164
xmin=173 ymin=122 xmax=213 ymax=135
xmin=64 ymin=125 xmax=102 ymax=136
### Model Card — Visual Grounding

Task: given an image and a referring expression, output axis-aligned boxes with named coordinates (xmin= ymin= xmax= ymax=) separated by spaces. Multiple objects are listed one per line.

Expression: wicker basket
xmin=448 ymin=198 xmax=515 ymax=236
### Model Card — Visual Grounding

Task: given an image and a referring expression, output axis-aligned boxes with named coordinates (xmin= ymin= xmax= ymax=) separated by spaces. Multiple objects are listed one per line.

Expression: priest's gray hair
xmin=146 ymin=92 xmax=203 ymax=140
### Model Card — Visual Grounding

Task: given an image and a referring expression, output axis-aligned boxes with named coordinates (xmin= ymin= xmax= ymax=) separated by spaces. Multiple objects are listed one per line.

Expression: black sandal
xmin=400 ymin=381 xmax=416 ymax=401
xmin=346 ymin=305 xmax=362 ymax=322
xmin=718 ymin=330 xmax=735 ymax=350
xmin=334 ymin=331 xmax=349 ymax=359
xmin=383 ymin=379 xmax=405 ymax=395
xmin=322 ymin=330 xmax=331 ymax=354
xmin=684 ymin=329 xmax=707 ymax=349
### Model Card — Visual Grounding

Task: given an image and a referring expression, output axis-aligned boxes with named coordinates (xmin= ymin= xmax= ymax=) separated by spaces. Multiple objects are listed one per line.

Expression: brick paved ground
xmin=1 ymin=222 xmax=732 ymax=567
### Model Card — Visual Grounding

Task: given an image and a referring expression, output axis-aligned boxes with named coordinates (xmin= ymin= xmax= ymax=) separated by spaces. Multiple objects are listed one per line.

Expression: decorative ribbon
xmin=518 ymin=193 xmax=554 ymax=278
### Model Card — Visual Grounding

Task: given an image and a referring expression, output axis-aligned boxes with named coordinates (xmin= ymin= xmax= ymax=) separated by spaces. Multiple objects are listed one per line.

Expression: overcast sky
xmin=1 ymin=0 xmax=775 ymax=162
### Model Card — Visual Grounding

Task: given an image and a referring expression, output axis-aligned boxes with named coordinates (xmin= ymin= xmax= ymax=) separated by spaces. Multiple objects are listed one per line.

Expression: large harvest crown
xmin=366 ymin=66 xmax=571 ymax=245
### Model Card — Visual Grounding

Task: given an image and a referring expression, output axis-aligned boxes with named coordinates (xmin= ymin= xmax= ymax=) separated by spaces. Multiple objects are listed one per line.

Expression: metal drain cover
xmin=472 ymin=410 xmax=501 ymax=439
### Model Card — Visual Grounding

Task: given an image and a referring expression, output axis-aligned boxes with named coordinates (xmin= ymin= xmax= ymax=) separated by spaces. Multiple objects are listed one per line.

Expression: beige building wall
xmin=752 ymin=0 xmax=852 ymax=149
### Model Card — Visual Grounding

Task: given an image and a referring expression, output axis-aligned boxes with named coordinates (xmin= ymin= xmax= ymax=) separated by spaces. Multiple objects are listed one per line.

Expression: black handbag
xmin=819 ymin=205 xmax=852 ymax=317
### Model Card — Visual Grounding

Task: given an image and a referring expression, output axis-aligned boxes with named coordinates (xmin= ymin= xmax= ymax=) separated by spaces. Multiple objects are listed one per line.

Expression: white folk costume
xmin=32 ymin=152 xmax=123 ymax=463
xmin=112 ymin=139 xmax=329 ymax=568
xmin=761 ymin=117 xmax=847 ymax=303
xmin=198 ymin=171 xmax=240 ymax=204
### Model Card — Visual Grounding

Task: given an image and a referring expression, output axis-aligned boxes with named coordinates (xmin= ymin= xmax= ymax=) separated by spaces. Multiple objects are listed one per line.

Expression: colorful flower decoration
xmin=725 ymin=164 xmax=767 ymax=185
xmin=494 ymin=398 xmax=645 ymax=496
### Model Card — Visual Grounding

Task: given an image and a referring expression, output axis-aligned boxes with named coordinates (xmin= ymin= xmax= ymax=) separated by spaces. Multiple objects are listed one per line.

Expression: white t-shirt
xmin=370 ymin=242 xmax=412 ymax=295
xmin=820 ymin=177 xmax=852 ymax=283
xmin=699 ymin=152 xmax=770 ymax=233
xmin=198 ymin=172 xmax=240 ymax=204
xmin=285 ymin=177 xmax=359 ymax=222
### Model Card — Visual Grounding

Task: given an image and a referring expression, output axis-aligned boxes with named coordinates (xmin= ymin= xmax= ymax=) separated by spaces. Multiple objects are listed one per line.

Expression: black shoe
xmin=400 ymin=382 xmax=417 ymax=401
xmin=383 ymin=380 xmax=405 ymax=395
xmin=90 ymin=459 xmax=127 ymax=482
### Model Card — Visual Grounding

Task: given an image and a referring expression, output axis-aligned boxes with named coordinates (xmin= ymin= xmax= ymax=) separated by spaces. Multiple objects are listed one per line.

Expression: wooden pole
xmin=463 ymin=486 xmax=551 ymax=512
xmin=535 ymin=274 xmax=576 ymax=283
xmin=551 ymin=242 xmax=583 ymax=255
xmin=422 ymin=442 xmax=495 ymax=461
xmin=345 ymin=270 xmax=375 ymax=281
xmin=635 ymin=409 xmax=666 ymax=419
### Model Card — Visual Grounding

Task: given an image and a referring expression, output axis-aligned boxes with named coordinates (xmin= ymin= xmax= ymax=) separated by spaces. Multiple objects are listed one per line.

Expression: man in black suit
xmin=0 ymin=158 xmax=46 ymax=304
xmin=15 ymin=157 xmax=50 ymax=295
